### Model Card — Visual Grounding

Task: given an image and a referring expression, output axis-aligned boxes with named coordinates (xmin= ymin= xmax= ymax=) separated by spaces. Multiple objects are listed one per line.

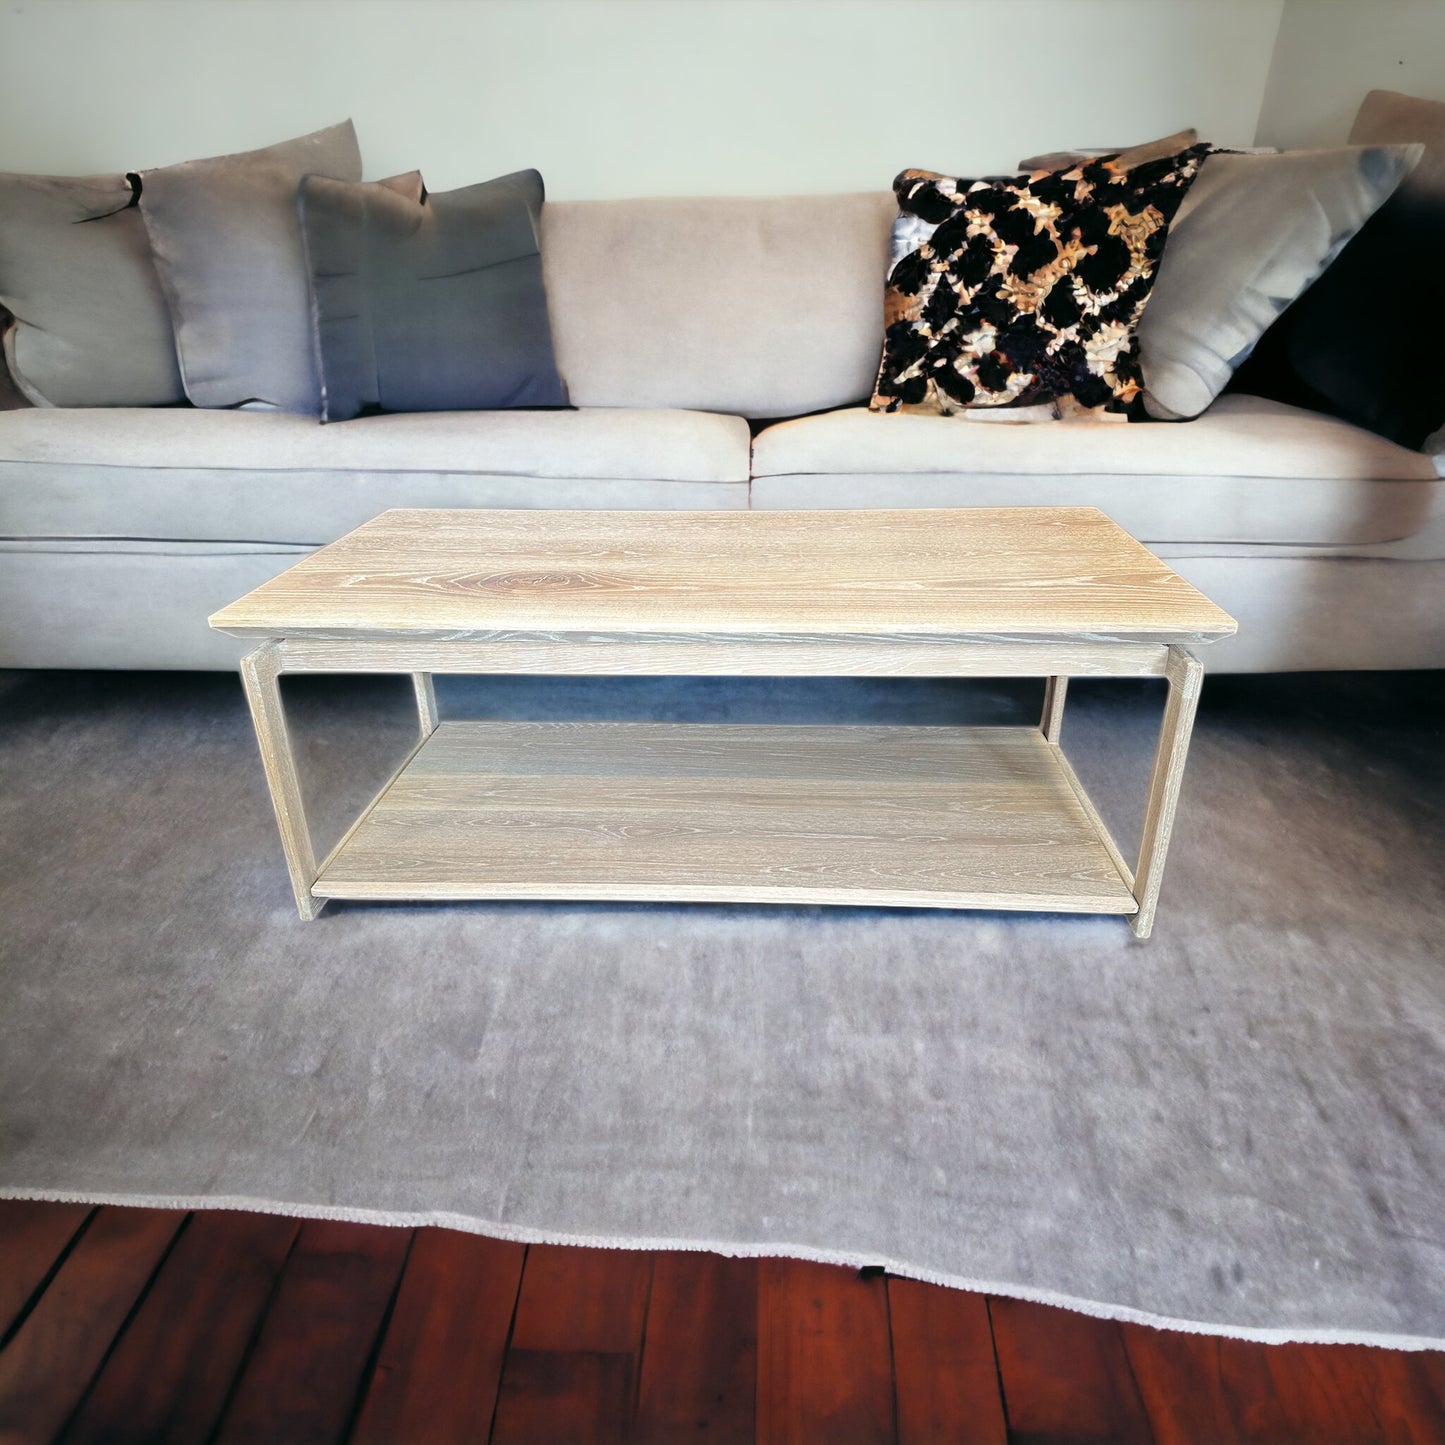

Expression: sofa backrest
xmin=541 ymin=192 xmax=896 ymax=419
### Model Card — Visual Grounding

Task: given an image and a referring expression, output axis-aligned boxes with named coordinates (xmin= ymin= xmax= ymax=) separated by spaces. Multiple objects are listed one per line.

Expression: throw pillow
xmin=1229 ymin=91 xmax=1445 ymax=451
xmin=138 ymin=121 xmax=362 ymax=413
xmin=871 ymin=143 xmax=1210 ymax=417
xmin=1015 ymin=128 xmax=1199 ymax=175
xmin=1136 ymin=142 xmax=1421 ymax=420
xmin=0 ymin=171 xmax=183 ymax=407
xmin=298 ymin=168 xmax=568 ymax=422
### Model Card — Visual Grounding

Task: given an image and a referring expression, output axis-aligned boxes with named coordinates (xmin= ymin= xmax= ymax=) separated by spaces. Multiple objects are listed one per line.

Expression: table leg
xmin=1130 ymin=647 xmax=1204 ymax=939
xmin=1040 ymin=676 xmax=1068 ymax=743
xmin=239 ymin=640 xmax=324 ymax=921
xmin=412 ymin=673 xmax=439 ymax=738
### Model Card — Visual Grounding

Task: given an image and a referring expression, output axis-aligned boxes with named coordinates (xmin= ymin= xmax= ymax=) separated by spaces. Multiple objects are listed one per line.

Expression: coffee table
xmin=210 ymin=507 xmax=1235 ymax=936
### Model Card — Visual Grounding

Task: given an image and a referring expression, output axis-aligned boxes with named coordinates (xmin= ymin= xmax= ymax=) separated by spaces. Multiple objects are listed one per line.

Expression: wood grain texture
xmin=506 ymin=1245 xmax=653 ymax=1356
xmin=1130 ymin=647 xmax=1204 ymax=939
xmin=889 ymin=1278 xmax=1007 ymax=1445
xmin=0 ymin=1200 xmax=92 ymax=1341
xmin=756 ymin=1258 xmax=895 ymax=1445
xmin=275 ymin=635 xmax=1175 ymax=679
xmin=492 ymin=1246 xmax=652 ymax=1445
xmin=0 ymin=1206 xmax=185 ymax=1445
xmin=209 ymin=507 xmax=1237 ymax=644
xmin=1040 ymin=675 xmax=1067 ymax=743
xmin=989 ymin=1296 xmax=1154 ymax=1445
xmin=312 ymin=721 xmax=1139 ymax=913
xmin=349 ymin=1230 xmax=525 ymax=1445
xmin=1119 ymin=1326 xmax=1245 ymax=1444
xmin=4 ymin=1205 xmax=1445 ymax=1442
xmin=636 ymin=1252 xmax=758 ymax=1444
xmin=239 ymin=641 xmax=322 ymax=920
xmin=1211 ymin=1335 xmax=1445 ymax=1445
xmin=491 ymin=1349 xmax=636 ymax=1445
xmin=60 ymin=1210 xmax=299 ymax=1445
xmin=412 ymin=672 xmax=440 ymax=735
xmin=210 ymin=1220 xmax=411 ymax=1445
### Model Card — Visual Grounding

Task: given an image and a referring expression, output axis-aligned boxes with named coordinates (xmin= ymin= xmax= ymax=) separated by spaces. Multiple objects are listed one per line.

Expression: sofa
xmin=3 ymin=107 xmax=1442 ymax=676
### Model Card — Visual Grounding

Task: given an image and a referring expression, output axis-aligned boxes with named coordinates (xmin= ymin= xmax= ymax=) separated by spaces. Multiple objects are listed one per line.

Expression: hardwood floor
xmin=1 ymin=1201 xmax=1443 ymax=1443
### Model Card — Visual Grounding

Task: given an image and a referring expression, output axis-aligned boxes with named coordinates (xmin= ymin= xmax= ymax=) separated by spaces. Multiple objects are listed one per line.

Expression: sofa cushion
xmin=749 ymin=396 xmax=1439 ymax=546
xmin=138 ymin=122 xmax=362 ymax=414
xmin=0 ymin=171 xmax=184 ymax=407
xmin=541 ymin=192 xmax=896 ymax=418
xmin=0 ymin=406 xmax=751 ymax=543
xmin=300 ymin=168 xmax=567 ymax=421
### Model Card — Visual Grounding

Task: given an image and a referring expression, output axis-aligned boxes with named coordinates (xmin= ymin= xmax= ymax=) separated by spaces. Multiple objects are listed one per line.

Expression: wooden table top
xmin=209 ymin=507 xmax=1237 ymax=644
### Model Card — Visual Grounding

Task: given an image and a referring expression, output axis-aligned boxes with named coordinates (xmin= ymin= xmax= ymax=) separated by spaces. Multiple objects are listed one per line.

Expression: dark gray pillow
xmin=298 ymin=168 xmax=568 ymax=422
xmin=1232 ymin=91 xmax=1445 ymax=453
xmin=0 ymin=171 xmax=183 ymax=407
xmin=0 ymin=308 xmax=33 ymax=410
xmin=138 ymin=121 xmax=362 ymax=413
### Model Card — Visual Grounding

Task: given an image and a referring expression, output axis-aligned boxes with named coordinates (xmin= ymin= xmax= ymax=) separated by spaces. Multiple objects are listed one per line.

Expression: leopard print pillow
xmin=871 ymin=143 xmax=1211 ymax=417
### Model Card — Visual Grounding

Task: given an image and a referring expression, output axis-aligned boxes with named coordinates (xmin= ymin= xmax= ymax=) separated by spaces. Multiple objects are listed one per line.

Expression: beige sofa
xmin=1 ymin=190 xmax=1441 ymax=673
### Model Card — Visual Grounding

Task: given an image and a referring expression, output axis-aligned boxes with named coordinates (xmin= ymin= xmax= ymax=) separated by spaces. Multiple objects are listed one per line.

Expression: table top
xmin=209 ymin=507 xmax=1237 ymax=644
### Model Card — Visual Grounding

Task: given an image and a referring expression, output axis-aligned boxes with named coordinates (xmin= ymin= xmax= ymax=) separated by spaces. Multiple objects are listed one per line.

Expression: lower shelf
xmin=312 ymin=721 xmax=1138 ymax=915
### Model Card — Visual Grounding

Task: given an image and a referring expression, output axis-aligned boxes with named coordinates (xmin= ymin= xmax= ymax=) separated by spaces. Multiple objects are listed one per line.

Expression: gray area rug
xmin=1 ymin=667 xmax=1442 ymax=1348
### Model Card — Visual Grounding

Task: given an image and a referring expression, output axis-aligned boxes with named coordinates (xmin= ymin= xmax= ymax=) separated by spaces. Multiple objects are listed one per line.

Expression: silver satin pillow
xmin=138 ymin=121 xmax=362 ymax=413
xmin=1138 ymin=145 xmax=1422 ymax=420
xmin=0 ymin=172 xmax=183 ymax=407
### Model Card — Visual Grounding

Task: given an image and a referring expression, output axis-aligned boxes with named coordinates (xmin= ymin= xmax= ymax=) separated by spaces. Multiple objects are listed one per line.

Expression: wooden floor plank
xmin=59 ymin=1210 xmax=299 ymax=1445
xmin=1216 ymin=1335 xmax=1445 ymax=1445
xmin=636 ymin=1251 xmax=758 ymax=1444
xmin=0 ymin=1201 xmax=93 ymax=1341
xmin=0 ymin=1206 xmax=186 ymax=1445
xmin=1119 ymin=1326 xmax=1245 ymax=1445
xmin=491 ymin=1245 xmax=653 ymax=1445
xmin=988 ymin=1297 xmax=1154 ymax=1445
xmin=1380 ymin=1351 xmax=1445 ymax=1445
xmin=889 ymin=1278 xmax=1007 ymax=1445
xmin=755 ymin=1258 xmax=894 ymax=1445
xmin=490 ymin=1349 xmax=637 ymax=1445
xmin=209 ymin=1219 xmax=411 ymax=1445
xmin=505 ymin=1244 xmax=653 ymax=1354
xmin=2 ymin=1203 xmax=1442 ymax=1442
xmin=349 ymin=1229 xmax=525 ymax=1445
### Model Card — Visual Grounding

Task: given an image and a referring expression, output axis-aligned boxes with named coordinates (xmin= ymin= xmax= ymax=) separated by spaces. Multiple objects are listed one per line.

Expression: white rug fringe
xmin=4 ymin=1184 xmax=1441 ymax=1353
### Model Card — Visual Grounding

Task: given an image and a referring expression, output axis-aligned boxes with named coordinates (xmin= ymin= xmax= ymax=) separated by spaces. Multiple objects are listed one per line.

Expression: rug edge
xmin=4 ymin=1184 xmax=1440 ymax=1353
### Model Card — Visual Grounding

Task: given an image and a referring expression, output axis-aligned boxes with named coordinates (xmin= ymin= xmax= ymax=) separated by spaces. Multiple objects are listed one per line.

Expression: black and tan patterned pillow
xmin=871 ymin=143 xmax=1211 ymax=417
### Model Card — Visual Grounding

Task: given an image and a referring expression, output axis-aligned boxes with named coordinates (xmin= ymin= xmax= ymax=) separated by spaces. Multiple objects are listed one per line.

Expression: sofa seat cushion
xmin=750 ymin=395 xmax=1439 ymax=546
xmin=0 ymin=406 xmax=752 ymax=543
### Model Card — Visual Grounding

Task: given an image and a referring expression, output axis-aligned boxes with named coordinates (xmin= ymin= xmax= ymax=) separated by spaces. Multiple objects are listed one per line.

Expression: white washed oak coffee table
xmin=209 ymin=507 xmax=1235 ymax=936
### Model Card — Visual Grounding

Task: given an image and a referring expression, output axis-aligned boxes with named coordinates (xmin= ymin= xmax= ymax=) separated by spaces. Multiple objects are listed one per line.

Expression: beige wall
xmin=1255 ymin=0 xmax=1445 ymax=149
xmin=0 ymin=0 xmax=1284 ymax=197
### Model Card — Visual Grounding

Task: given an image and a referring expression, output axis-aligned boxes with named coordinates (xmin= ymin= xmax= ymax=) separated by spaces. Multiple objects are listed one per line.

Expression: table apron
xmin=272 ymin=637 xmax=1174 ymax=678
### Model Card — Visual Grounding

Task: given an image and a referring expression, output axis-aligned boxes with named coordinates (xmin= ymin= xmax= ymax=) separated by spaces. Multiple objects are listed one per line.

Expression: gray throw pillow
xmin=298 ymin=168 xmax=568 ymax=422
xmin=0 ymin=172 xmax=184 ymax=407
xmin=1137 ymin=144 xmax=1422 ymax=420
xmin=138 ymin=121 xmax=362 ymax=413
